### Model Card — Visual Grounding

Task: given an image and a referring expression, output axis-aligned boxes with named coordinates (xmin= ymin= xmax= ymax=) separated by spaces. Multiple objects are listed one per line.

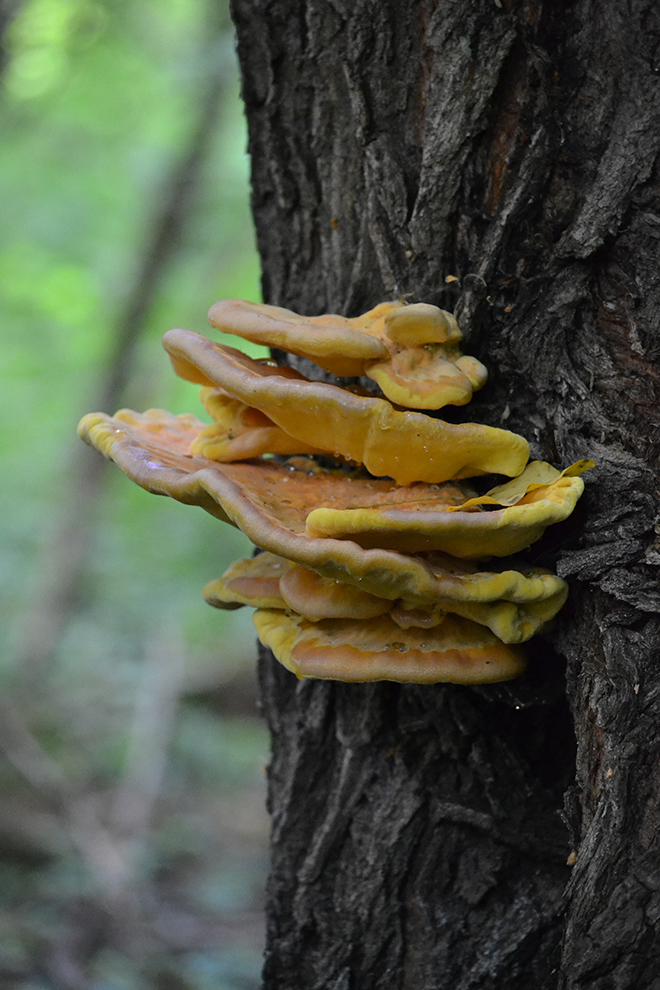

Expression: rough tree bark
xmin=230 ymin=1 xmax=660 ymax=986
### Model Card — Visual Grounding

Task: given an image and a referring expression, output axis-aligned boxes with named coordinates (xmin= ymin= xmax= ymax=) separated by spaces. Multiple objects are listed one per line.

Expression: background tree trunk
xmin=230 ymin=0 xmax=660 ymax=986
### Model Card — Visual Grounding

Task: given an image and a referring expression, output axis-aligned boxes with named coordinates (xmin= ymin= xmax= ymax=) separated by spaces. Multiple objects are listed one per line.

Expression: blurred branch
xmin=0 ymin=694 xmax=71 ymax=799
xmin=0 ymin=626 xmax=188 ymax=985
xmin=0 ymin=0 xmax=25 ymax=77
xmin=0 ymin=626 xmax=184 ymax=891
xmin=98 ymin=45 xmax=231 ymax=412
xmin=111 ymin=624 xmax=186 ymax=860
xmin=14 ymin=20 xmax=232 ymax=678
xmin=0 ymin=693 xmax=129 ymax=897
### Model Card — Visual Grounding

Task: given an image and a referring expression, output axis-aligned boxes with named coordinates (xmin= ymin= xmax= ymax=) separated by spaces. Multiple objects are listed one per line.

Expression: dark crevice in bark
xmin=13 ymin=19 xmax=230 ymax=682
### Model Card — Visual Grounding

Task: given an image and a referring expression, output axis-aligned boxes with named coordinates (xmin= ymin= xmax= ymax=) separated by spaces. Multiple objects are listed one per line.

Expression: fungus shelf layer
xmin=203 ymin=552 xmax=568 ymax=645
xmin=252 ymin=610 xmax=526 ymax=684
xmin=207 ymin=299 xmax=489 ymax=410
xmin=305 ymin=471 xmax=587 ymax=558
xmin=162 ymin=329 xmax=528 ymax=485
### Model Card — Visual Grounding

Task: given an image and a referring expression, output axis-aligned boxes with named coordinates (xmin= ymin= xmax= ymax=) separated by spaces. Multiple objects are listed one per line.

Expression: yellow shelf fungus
xmin=203 ymin=552 xmax=295 ymax=610
xmin=363 ymin=303 xmax=488 ymax=409
xmin=78 ymin=297 xmax=591 ymax=683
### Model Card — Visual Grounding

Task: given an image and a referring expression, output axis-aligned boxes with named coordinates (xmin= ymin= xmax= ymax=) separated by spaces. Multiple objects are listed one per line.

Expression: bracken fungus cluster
xmin=79 ymin=299 xmax=592 ymax=684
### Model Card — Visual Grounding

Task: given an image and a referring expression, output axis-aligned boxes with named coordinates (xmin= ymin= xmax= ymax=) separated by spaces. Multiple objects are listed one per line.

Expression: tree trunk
xmin=230 ymin=0 xmax=660 ymax=986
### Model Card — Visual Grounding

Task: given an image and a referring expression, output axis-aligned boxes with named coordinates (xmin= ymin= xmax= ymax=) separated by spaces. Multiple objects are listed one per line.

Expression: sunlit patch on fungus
xmin=78 ymin=297 xmax=591 ymax=683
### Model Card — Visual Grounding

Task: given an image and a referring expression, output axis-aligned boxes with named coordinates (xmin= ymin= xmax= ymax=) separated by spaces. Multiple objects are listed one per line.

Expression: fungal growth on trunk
xmin=78 ymin=299 xmax=592 ymax=684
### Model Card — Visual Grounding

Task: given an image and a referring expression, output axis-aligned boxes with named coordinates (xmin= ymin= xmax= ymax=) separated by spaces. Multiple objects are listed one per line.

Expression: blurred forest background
xmin=0 ymin=0 xmax=271 ymax=986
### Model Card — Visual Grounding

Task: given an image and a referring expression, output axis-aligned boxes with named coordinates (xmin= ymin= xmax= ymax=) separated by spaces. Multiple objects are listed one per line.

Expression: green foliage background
xmin=0 ymin=1 xmax=269 ymax=986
